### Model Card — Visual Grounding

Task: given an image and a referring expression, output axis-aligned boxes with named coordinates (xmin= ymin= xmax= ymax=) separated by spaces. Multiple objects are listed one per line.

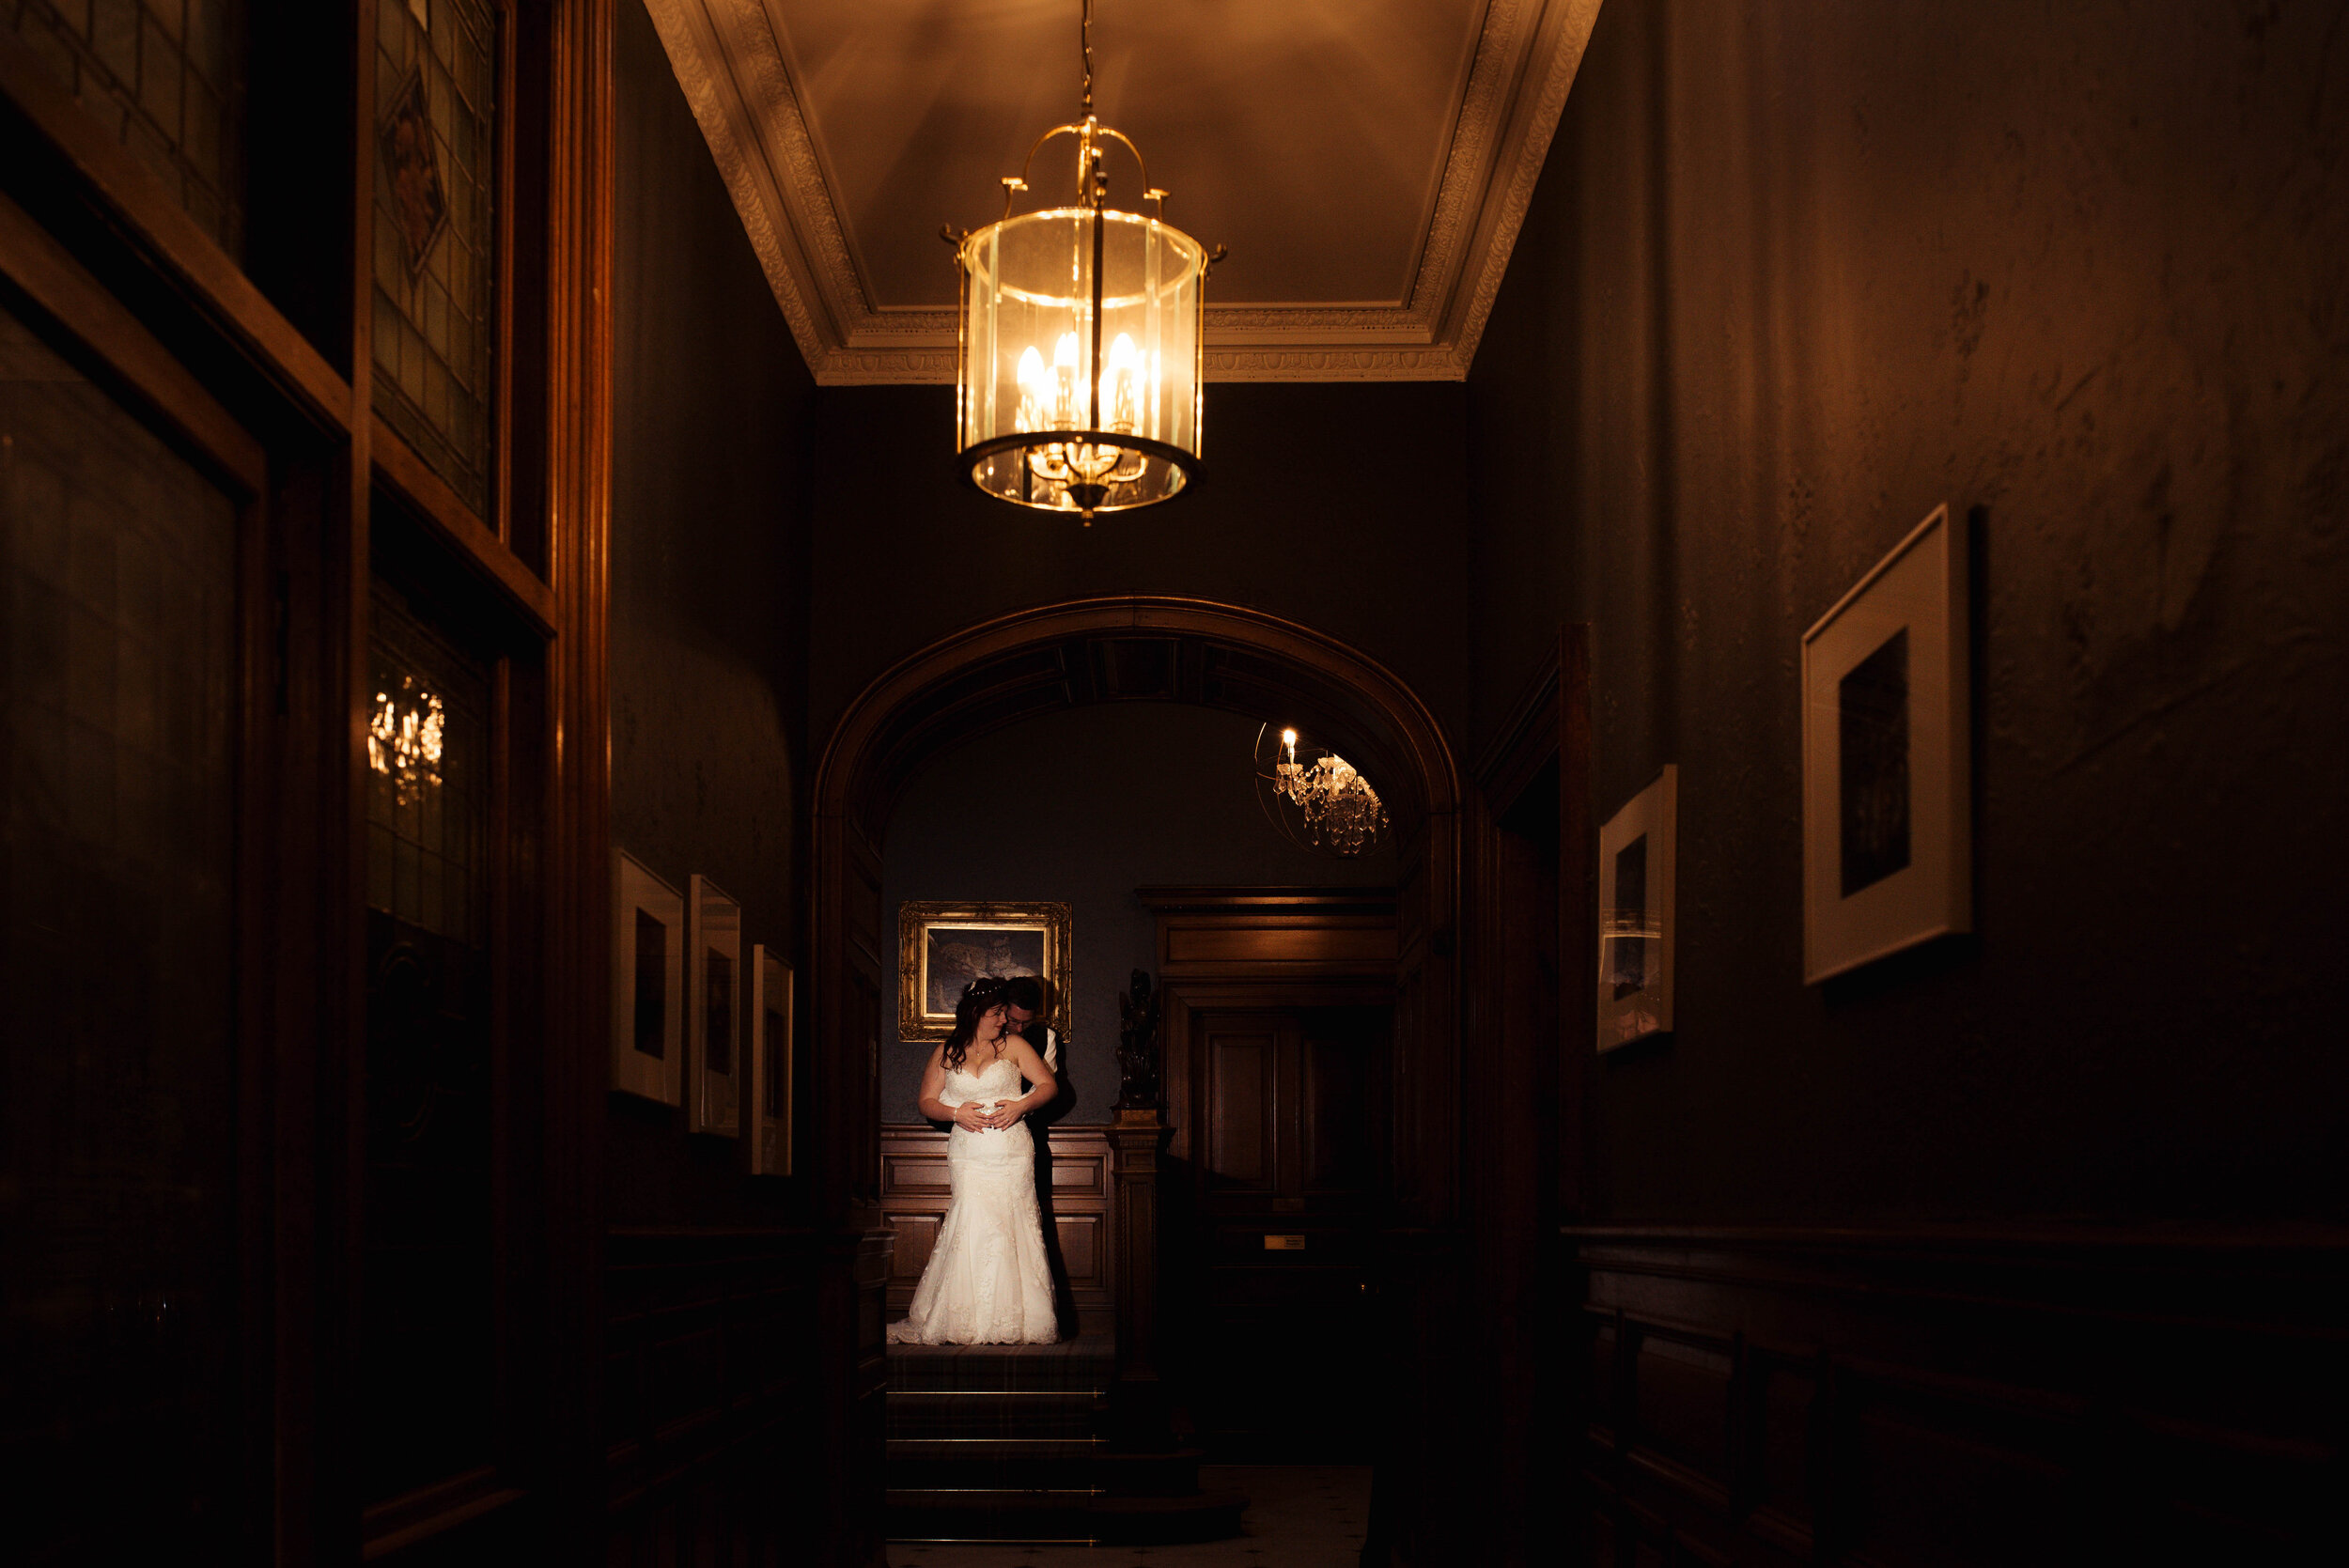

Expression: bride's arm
xmin=916 ymin=1047 xmax=988 ymax=1129
xmin=997 ymin=1036 xmax=1057 ymax=1121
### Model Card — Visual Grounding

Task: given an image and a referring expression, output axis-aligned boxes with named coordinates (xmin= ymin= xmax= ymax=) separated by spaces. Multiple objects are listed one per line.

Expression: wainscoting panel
xmin=1567 ymin=1227 xmax=2349 ymax=1564
xmin=880 ymin=1125 xmax=1115 ymax=1336
xmin=604 ymin=1229 xmax=832 ymax=1566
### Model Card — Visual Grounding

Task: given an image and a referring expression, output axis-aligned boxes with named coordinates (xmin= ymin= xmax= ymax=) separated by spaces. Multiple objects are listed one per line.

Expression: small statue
xmin=1115 ymin=969 xmax=1162 ymax=1111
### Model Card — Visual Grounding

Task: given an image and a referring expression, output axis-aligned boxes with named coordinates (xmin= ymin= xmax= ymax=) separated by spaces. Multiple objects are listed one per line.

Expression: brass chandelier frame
xmin=949 ymin=0 xmax=1220 ymax=522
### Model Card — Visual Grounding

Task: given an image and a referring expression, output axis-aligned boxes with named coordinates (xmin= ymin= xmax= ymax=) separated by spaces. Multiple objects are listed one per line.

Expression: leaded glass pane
xmin=371 ymin=0 xmax=497 ymax=518
xmin=362 ymin=579 xmax=495 ymax=1499
xmin=1 ymin=301 xmax=241 ymax=1555
xmin=7 ymin=0 xmax=243 ymax=251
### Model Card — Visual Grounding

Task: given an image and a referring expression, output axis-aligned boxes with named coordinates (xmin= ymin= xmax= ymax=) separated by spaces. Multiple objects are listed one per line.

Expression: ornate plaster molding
xmin=642 ymin=0 xmax=1604 ymax=385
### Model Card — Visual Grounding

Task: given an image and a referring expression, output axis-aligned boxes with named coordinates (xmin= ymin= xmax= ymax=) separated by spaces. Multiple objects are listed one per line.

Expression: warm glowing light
xmin=369 ymin=676 xmax=445 ymax=803
xmin=951 ymin=3 xmax=1211 ymax=521
xmin=1256 ymin=725 xmax=1387 ymax=858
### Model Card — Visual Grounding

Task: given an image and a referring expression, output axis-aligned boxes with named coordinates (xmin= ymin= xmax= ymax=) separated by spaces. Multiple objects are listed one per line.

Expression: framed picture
xmin=1596 ymin=765 xmax=1677 ymax=1050
xmin=896 ymin=900 xmax=1073 ymax=1043
xmin=1801 ymin=503 xmax=1972 ymax=983
xmin=747 ymin=946 xmax=793 ymax=1176
xmin=686 ymin=875 xmax=742 ymax=1136
xmin=612 ymin=850 xmax=684 ymax=1104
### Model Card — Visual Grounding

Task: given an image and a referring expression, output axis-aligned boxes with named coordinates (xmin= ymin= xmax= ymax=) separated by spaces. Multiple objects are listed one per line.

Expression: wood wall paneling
xmin=1143 ymin=891 xmax=1397 ymax=1460
xmin=1448 ymin=627 xmax=1587 ymax=1568
xmin=603 ymin=1230 xmax=829 ymax=1565
xmin=1569 ymin=1228 xmax=2349 ymax=1564
xmin=3 ymin=0 xmax=620 ymax=1557
xmin=1205 ymin=1019 xmax=1278 ymax=1197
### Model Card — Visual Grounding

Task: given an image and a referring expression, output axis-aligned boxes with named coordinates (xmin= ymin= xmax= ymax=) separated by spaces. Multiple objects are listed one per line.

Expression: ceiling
xmin=643 ymin=0 xmax=1606 ymax=383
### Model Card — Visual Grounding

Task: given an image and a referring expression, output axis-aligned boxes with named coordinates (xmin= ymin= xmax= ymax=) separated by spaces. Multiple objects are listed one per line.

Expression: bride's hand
xmin=951 ymin=1101 xmax=989 ymax=1131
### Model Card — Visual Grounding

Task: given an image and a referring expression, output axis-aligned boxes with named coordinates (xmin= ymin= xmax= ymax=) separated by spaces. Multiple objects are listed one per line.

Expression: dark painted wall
xmin=879 ymin=702 xmax=1395 ymax=1122
xmin=607 ymin=0 xmax=816 ymax=1226
xmin=1468 ymin=0 xmax=2349 ymax=1222
xmin=806 ymin=381 xmax=1472 ymax=747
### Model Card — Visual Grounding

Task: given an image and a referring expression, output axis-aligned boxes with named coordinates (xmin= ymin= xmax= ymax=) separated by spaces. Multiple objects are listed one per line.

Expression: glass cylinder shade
xmin=958 ymin=206 xmax=1205 ymax=517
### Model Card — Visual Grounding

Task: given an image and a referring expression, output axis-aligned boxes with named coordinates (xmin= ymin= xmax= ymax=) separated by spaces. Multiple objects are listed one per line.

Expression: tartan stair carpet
xmin=885 ymin=1333 xmax=1246 ymax=1544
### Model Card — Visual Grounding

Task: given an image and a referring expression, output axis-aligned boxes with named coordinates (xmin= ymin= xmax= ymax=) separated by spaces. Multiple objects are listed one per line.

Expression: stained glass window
xmin=371 ymin=0 xmax=497 ymax=518
xmin=7 ymin=0 xmax=243 ymax=250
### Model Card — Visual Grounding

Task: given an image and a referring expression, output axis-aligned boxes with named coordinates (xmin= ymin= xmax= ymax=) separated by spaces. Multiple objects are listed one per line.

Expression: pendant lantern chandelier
xmin=951 ymin=0 xmax=1219 ymax=523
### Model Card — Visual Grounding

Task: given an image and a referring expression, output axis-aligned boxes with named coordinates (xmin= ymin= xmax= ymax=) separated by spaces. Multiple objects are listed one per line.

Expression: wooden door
xmin=1179 ymin=1003 xmax=1391 ymax=1458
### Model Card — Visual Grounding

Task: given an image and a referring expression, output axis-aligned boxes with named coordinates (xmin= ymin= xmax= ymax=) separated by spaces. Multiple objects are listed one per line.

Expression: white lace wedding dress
xmin=887 ymin=1054 xmax=1059 ymax=1344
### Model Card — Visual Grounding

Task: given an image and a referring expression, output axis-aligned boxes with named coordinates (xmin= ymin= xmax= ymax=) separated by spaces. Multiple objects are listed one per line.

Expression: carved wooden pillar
xmin=1108 ymin=1107 xmax=1174 ymax=1448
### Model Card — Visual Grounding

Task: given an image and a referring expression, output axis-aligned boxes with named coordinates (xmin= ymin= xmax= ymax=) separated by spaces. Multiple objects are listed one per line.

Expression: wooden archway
xmin=807 ymin=597 xmax=1464 ymax=1228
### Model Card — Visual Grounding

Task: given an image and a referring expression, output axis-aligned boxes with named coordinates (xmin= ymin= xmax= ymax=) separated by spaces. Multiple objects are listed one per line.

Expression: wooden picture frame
xmin=896 ymin=900 xmax=1073 ymax=1044
xmin=747 ymin=946 xmax=793 ymax=1175
xmin=1596 ymin=765 xmax=1677 ymax=1049
xmin=686 ymin=875 xmax=742 ymax=1135
xmin=1801 ymin=504 xmax=1972 ymax=983
xmin=612 ymin=850 xmax=684 ymax=1104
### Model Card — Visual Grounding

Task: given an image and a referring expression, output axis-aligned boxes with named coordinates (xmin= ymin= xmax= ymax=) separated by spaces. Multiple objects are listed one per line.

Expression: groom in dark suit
xmin=1000 ymin=975 xmax=1059 ymax=1075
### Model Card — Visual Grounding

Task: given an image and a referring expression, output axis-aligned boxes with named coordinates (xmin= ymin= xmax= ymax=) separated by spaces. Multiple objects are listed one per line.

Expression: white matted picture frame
xmin=612 ymin=850 xmax=684 ymax=1104
xmin=686 ymin=875 xmax=742 ymax=1136
xmin=1596 ymin=765 xmax=1677 ymax=1050
xmin=1801 ymin=503 xmax=1972 ymax=983
xmin=747 ymin=945 xmax=793 ymax=1176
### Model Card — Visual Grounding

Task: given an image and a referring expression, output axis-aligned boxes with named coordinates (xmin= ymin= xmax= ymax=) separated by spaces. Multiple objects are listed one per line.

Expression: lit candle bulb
xmin=1016 ymin=345 xmax=1046 ymax=430
xmin=1107 ymin=333 xmax=1138 ymax=432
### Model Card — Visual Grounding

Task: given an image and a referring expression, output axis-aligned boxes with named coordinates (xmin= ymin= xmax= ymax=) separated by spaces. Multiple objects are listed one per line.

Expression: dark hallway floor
xmin=886 ymin=1466 xmax=1370 ymax=1567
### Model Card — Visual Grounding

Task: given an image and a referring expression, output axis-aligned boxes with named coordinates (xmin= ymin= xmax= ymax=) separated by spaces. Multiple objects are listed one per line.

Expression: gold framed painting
xmin=1801 ymin=504 xmax=1972 ymax=983
xmin=896 ymin=900 xmax=1072 ymax=1043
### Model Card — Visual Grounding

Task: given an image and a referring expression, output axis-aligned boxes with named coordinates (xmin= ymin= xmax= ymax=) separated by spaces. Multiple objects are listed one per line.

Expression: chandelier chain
xmin=1080 ymin=0 xmax=1095 ymax=119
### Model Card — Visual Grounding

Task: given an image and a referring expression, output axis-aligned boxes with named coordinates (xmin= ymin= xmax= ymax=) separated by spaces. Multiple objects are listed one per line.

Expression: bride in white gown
xmin=888 ymin=978 xmax=1061 ymax=1344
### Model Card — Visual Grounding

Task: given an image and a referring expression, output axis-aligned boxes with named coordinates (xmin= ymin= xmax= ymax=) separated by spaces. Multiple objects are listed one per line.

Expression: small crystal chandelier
xmin=1254 ymin=725 xmax=1390 ymax=859
xmin=368 ymin=675 xmax=445 ymax=806
xmin=950 ymin=0 xmax=1218 ymax=523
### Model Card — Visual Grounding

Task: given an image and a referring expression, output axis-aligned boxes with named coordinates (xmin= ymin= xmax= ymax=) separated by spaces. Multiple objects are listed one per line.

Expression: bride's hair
xmin=941 ymin=977 xmax=1008 ymax=1071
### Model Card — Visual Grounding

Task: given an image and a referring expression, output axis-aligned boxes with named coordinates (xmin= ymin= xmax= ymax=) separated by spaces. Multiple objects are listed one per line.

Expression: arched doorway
xmin=806 ymin=597 xmax=1464 ymax=1549
xmin=810 ymin=596 xmax=1463 ymax=1223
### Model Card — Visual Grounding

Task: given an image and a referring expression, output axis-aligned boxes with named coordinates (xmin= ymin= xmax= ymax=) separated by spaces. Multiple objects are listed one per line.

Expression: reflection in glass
xmin=1838 ymin=628 xmax=1913 ymax=897
xmin=362 ymin=581 xmax=494 ymax=1499
xmin=633 ymin=909 xmax=666 ymax=1058
xmin=705 ymin=948 xmax=734 ymax=1075
xmin=2 ymin=302 xmax=239 ymax=1555
xmin=1609 ymin=834 xmax=1651 ymax=999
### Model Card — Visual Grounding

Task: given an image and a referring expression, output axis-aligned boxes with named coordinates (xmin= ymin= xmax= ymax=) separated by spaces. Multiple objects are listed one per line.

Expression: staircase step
xmin=885 ymin=1388 xmax=1106 ymax=1440
xmin=885 ymin=1487 xmax=1248 ymax=1545
xmin=887 ymin=1436 xmax=1108 ymax=1467
xmin=884 ymin=1444 xmax=1207 ymax=1497
xmin=882 ymin=1335 xmax=1238 ymax=1545
xmin=886 ymin=1334 xmax=1114 ymax=1394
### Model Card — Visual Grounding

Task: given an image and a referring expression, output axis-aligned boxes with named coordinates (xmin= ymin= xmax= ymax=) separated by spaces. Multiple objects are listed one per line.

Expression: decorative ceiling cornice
xmin=642 ymin=0 xmax=1605 ymax=385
